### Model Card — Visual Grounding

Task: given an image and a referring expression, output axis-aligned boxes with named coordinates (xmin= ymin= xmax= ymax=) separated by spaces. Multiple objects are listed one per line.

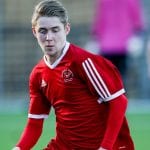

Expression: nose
xmin=46 ymin=31 xmax=53 ymax=41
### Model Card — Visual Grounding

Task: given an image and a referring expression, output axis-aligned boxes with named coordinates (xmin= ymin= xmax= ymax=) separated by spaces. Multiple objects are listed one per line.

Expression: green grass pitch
xmin=0 ymin=112 xmax=150 ymax=150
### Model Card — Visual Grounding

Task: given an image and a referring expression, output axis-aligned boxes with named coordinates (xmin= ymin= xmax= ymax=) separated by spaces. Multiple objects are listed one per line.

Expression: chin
xmin=46 ymin=52 xmax=56 ymax=57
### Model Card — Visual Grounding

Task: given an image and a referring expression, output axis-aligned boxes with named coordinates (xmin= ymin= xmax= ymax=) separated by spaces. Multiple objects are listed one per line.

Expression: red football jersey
xmin=28 ymin=42 xmax=133 ymax=149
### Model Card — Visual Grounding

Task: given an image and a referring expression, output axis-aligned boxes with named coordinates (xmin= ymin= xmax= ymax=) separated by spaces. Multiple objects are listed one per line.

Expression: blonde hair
xmin=31 ymin=0 xmax=68 ymax=27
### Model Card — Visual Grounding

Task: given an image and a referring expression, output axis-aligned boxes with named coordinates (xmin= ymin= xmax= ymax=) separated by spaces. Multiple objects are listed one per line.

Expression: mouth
xmin=45 ymin=45 xmax=55 ymax=51
xmin=44 ymin=45 xmax=55 ymax=53
xmin=46 ymin=45 xmax=54 ymax=48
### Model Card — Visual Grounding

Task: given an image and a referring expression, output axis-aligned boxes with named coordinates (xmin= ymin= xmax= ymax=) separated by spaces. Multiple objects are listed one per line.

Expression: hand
xmin=12 ymin=147 xmax=21 ymax=150
xmin=98 ymin=147 xmax=108 ymax=150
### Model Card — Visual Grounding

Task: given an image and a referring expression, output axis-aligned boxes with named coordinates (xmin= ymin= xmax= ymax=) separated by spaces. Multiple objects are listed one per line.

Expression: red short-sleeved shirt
xmin=28 ymin=42 xmax=133 ymax=149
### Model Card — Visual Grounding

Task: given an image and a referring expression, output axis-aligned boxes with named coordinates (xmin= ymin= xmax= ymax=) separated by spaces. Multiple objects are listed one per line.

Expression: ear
xmin=32 ymin=27 xmax=37 ymax=38
xmin=65 ymin=23 xmax=70 ymax=35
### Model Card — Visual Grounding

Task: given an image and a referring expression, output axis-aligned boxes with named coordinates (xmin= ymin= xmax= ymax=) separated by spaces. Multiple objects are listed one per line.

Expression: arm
xmin=12 ymin=118 xmax=44 ymax=150
xmin=81 ymin=57 xmax=128 ymax=149
xmin=100 ymin=94 xmax=127 ymax=149
xmin=12 ymin=66 xmax=51 ymax=150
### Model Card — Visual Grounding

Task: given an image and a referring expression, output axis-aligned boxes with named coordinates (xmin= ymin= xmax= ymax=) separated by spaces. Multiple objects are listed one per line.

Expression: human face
xmin=32 ymin=16 xmax=70 ymax=63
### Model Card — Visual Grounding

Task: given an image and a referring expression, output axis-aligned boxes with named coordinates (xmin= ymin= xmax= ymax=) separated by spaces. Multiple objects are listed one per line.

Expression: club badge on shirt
xmin=62 ymin=68 xmax=73 ymax=82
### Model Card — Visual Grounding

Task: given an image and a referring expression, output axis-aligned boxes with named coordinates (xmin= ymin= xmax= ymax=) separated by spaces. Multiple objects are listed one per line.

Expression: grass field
xmin=0 ymin=112 xmax=150 ymax=150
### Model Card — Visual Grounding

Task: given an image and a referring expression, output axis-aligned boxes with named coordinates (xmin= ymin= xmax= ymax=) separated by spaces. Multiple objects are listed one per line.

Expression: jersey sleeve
xmin=82 ymin=56 xmax=125 ymax=103
xmin=28 ymin=70 xmax=51 ymax=119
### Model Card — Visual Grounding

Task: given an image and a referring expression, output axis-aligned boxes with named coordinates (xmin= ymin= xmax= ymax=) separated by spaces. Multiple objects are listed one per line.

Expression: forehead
xmin=36 ymin=16 xmax=64 ymax=28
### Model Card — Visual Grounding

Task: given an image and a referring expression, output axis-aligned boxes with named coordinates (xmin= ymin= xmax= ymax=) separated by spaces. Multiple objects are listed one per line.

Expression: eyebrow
xmin=39 ymin=27 xmax=47 ymax=30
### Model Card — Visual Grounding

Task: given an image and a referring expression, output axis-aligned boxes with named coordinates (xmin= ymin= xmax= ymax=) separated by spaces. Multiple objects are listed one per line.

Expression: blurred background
xmin=0 ymin=0 xmax=150 ymax=113
xmin=0 ymin=0 xmax=150 ymax=149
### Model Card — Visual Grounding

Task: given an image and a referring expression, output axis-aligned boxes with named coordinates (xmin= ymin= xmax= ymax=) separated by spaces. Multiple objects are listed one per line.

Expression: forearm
xmin=15 ymin=118 xmax=44 ymax=150
xmin=101 ymin=95 xmax=127 ymax=149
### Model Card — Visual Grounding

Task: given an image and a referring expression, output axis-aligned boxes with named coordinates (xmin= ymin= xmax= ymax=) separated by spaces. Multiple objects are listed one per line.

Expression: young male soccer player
xmin=12 ymin=0 xmax=135 ymax=149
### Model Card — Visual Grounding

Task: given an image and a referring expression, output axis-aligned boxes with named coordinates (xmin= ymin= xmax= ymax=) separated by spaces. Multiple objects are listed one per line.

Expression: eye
xmin=38 ymin=28 xmax=47 ymax=34
xmin=52 ymin=27 xmax=60 ymax=33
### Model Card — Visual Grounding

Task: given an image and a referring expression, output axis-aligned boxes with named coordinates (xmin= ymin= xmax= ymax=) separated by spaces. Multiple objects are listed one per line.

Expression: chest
xmin=40 ymin=62 xmax=87 ymax=102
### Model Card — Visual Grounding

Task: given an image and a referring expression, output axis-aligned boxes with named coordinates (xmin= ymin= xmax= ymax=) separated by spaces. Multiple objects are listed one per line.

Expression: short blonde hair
xmin=31 ymin=0 xmax=68 ymax=27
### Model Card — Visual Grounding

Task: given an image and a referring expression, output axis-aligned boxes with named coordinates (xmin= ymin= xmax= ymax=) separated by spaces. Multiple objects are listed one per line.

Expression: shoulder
xmin=29 ymin=59 xmax=45 ymax=83
xmin=69 ymin=43 xmax=100 ymax=63
xmin=68 ymin=43 xmax=114 ymax=72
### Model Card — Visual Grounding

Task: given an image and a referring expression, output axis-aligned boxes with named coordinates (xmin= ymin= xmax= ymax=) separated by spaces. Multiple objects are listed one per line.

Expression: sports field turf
xmin=0 ymin=112 xmax=150 ymax=150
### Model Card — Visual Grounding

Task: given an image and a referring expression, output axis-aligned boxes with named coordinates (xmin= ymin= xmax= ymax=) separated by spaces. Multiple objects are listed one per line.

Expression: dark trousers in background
xmin=102 ymin=52 xmax=128 ymax=83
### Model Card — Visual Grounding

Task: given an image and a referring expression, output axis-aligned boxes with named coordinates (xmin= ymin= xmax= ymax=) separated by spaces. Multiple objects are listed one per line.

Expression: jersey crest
xmin=62 ymin=68 xmax=73 ymax=82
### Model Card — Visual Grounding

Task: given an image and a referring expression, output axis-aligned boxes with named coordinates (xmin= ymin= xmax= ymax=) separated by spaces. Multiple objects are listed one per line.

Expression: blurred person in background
xmin=12 ymin=0 xmax=134 ymax=149
xmin=91 ymin=0 xmax=145 ymax=81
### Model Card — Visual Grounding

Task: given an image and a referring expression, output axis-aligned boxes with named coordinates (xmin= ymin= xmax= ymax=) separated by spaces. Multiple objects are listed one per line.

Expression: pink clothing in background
xmin=92 ymin=0 xmax=145 ymax=54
